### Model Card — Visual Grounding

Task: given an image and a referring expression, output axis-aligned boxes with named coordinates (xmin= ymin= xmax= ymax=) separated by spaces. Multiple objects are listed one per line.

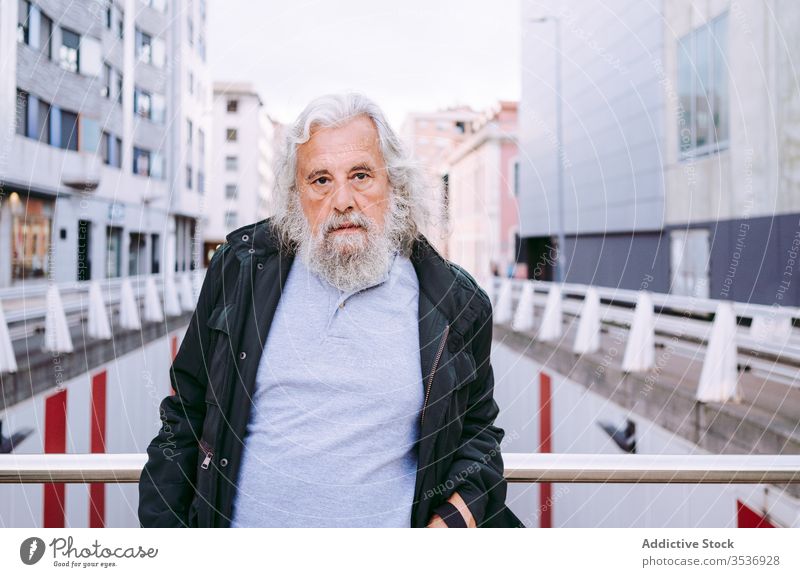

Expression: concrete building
xmin=0 ymin=0 xmax=211 ymax=288
xmin=660 ymin=0 xmax=800 ymax=305
xmin=519 ymin=0 xmax=667 ymax=286
xmin=204 ymin=82 xmax=275 ymax=264
xmin=518 ymin=0 xmax=800 ymax=306
xmin=445 ymin=101 xmax=522 ymax=281
xmin=401 ymin=106 xmax=481 ymax=256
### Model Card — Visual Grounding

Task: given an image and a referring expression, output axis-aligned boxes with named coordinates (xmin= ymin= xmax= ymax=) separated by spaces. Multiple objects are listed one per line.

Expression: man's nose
xmin=331 ymin=179 xmax=356 ymax=213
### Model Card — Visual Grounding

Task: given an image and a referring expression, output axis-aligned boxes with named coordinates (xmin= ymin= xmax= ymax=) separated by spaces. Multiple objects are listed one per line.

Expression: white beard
xmin=297 ymin=209 xmax=398 ymax=293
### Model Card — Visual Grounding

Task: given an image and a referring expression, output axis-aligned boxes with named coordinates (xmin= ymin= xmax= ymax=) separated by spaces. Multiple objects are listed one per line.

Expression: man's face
xmin=296 ymin=115 xmax=391 ymax=255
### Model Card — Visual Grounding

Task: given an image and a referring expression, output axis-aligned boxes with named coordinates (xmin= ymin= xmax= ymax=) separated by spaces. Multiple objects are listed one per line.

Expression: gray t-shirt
xmin=230 ymin=251 xmax=423 ymax=527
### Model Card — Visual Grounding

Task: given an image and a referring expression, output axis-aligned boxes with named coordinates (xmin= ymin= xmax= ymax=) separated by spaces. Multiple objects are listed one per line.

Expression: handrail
xmin=0 ymin=270 xmax=207 ymax=343
xmin=1 ymin=453 xmax=799 ymax=484
xmin=489 ymin=277 xmax=800 ymax=374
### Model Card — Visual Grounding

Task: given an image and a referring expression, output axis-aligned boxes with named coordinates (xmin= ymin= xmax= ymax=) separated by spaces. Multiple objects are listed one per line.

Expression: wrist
xmin=432 ymin=501 xmax=468 ymax=528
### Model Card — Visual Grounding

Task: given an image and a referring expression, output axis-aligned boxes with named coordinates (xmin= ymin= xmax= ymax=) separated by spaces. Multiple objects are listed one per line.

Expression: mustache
xmin=322 ymin=212 xmax=374 ymax=235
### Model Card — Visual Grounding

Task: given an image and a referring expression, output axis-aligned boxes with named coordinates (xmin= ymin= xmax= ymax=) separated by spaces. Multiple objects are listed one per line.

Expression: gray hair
xmin=270 ymin=92 xmax=435 ymax=255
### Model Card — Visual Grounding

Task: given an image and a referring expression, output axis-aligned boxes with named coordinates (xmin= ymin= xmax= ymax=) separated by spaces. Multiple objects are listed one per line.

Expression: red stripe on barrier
xmin=539 ymin=372 xmax=552 ymax=528
xmin=44 ymin=389 xmax=67 ymax=528
xmin=736 ymin=500 xmax=775 ymax=528
xmin=89 ymin=371 xmax=107 ymax=528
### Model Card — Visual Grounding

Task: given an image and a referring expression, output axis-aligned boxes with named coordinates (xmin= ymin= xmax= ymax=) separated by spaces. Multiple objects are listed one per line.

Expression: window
xmin=151 ymin=37 xmax=165 ymax=68
xmin=101 ymin=63 xmax=111 ymax=98
xmin=133 ymin=147 xmax=151 ymax=176
xmin=117 ymin=10 xmax=124 ymax=39
xmin=145 ymin=0 xmax=166 ymax=12
xmin=59 ymin=27 xmax=80 ymax=73
xmin=227 ymin=99 xmax=238 ymax=113
xmin=670 ymin=229 xmax=710 ymax=298
xmin=101 ymin=132 xmax=121 ymax=167
xmin=59 ymin=110 xmax=79 ymax=151
xmin=225 ymin=155 xmax=238 ymax=171
xmin=12 ymin=197 xmax=53 ymax=281
xmin=77 ymin=220 xmax=91 ymax=281
xmin=187 ymin=16 xmax=193 ymax=46
xmin=101 ymin=132 xmax=110 ymax=164
xmin=40 ymin=12 xmax=52 ymax=59
xmin=188 ymin=71 xmax=194 ymax=95
xmin=114 ymin=136 xmax=122 ymax=168
xmin=198 ymin=128 xmax=206 ymax=167
xmin=513 ymin=160 xmax=520 ymax=196
xmin=151 ymin=233 xmax=160 ymax=274
xmin=37 ymin=99 xmax=51 ymax=144
xmin=677 ymin=12 xmax=729 ymax=156
xmin=226 ymin=128 xmax=237 ymax=142
xmin=186 ymin=119 xmax=193 ymax=146
xmin=151 ymin=151 xmax=164 ymax=179
xmin=198 ymin=33 xmax=206 ymax=61
xmin=225 ymin=184 xmax=238 ymax=199
xmin=79 ymin=116 xmax=100 ymax=153
xmin=198 ymin=171 xmax=205 ymax=194
xmin=15 ymin=89 xmax=28 ymax=137
xmin=105 ymin=1 xmax=112 ymax=29
xmin=135 ymin=28 xmax=152 ymax=63
xmin=129 ymin=232 xmax=145 ymax=276
xmin=134 ymin=88 xmax=152 ymax=119
xmin=133 ymin=30 xmax=164 ymax=67
xmin=106 ymin=226 xmax=122 ymax=278
xmin=225 ymin=211 xmax=238 ymax=230
xmin=186 ymin=165 xmax=193 ymax=189
xmin=17 ymin=0 xmax=30 ymax=44
xmin=151 ymin=93 xmax=165 ymax=124
xmin=116 ymin=72 xmax=123 ymax=104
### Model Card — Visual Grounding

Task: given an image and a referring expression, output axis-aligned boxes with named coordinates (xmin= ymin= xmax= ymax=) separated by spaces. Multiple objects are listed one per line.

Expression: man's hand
xmin=425 ymin=491 xmax=477 ymax=528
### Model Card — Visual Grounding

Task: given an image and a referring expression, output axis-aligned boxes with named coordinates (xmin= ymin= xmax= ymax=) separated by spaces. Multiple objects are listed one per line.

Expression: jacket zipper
xmin=420 ymin=324 xmax=449 ymax=428
xmin=199 ymin=440 xmax=214 ymax=470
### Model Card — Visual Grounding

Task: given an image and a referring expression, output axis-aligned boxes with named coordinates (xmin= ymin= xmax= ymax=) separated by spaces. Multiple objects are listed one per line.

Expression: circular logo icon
xmin=19 ymin=537 xmax=46 ymax=565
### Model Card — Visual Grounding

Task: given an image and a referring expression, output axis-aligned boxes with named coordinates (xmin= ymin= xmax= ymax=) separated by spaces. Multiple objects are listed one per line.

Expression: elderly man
xmin=138 ymin=93 xmax=523 ymax=528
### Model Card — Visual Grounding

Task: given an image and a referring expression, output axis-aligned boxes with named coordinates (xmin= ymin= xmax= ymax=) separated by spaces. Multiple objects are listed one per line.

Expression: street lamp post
xmin=529 ymin=16 xmax=565 ymax=283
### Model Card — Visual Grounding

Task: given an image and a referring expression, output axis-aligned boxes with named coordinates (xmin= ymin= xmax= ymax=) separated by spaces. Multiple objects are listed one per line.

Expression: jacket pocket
xmin=449 ymin=350 xmax=477 ymax=419
xmin=204 ymin=303 xmax=235 ymax=407
xmin=432 ymin=351 xmax=476 ymax=464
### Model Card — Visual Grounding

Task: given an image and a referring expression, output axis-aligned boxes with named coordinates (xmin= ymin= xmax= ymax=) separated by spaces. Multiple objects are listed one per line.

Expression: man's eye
xmin=314 ymin=177 xmax=329 ymax=185
xmin=354 ymin=173 xmax=369 ymax=181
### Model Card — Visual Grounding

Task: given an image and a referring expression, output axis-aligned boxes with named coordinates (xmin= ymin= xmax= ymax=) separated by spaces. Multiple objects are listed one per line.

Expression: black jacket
xmin=138 ymin=217 xmax=524 ymax=528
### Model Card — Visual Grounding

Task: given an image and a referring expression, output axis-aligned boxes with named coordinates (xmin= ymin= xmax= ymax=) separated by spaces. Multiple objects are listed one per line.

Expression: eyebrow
xmin=305 ymin=164 xmax=375 ymax=181
xmin=305 ymin=168 xmax=331 ymax=181
xmin=349 ymin=164 xmax=374 ymax=173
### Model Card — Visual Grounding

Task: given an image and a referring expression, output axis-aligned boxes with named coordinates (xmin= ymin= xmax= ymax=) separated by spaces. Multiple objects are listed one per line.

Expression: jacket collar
xmin=225 ymin=216 xmax=482 ymax=326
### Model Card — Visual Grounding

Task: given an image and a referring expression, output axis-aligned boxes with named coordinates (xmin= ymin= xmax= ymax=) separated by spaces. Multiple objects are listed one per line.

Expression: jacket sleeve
xmin=441 ymin=297 xmax=507 ymax=527
xmin=137 ymin=246 xmax=226 ymax=527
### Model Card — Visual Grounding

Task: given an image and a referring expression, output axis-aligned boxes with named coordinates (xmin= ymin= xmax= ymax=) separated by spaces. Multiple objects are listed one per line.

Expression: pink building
xmin=401 ymin=107 xmax=481 ymax=257
xmin=444 ymin=101 xmax=523 ymax=282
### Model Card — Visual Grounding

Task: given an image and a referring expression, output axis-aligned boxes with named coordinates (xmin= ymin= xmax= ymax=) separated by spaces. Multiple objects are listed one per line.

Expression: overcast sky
xmin=207 ymin=0 xmax=521 ymax=127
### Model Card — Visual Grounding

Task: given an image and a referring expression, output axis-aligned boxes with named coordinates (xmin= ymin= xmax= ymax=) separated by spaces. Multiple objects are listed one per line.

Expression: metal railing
xmin=488 ymin=277 xmax=800 ymax=390
xmin=0 ymin=269 xmax=207 ymax=344
xmin=1 ymin=453 xmax=799 ymax=484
